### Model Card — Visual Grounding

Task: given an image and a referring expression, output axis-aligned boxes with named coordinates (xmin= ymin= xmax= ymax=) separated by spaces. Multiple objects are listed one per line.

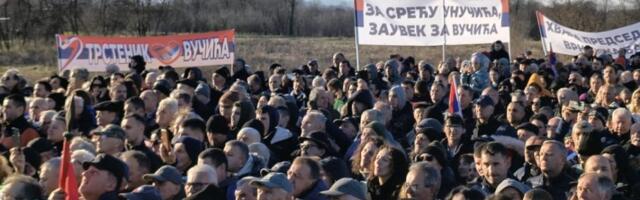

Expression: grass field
xmin=0 ymin=34 xmax=546 ymax=82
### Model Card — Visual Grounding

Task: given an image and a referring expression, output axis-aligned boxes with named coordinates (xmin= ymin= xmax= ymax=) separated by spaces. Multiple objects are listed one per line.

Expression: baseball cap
xmin=299 ymin=131 xmax=331 ymax=151
xmin=214 ymin=67 xmax=230 ymax=78
xmin=153 ymin=79 xmax=171 ymax=96
xmin=445 ymin=114 xmax=464 ymax=127
xmin=250 ymin=172 xmax=293 ymax=193
xmin=94 ymin=100 xmax=124 ymax=113
xmin=83 ymin=153 xmax=129 ymax=190
xmin=516 ymin=122 xmax=539 ymax=134
xmin=260 ymin=161 xmax=292 ymax=177
xmin=473 ymin=95 xmax=494 ymax=107
xmin=589 ymin=107 xmax=609 ymax=124
xmin=567 ymin=101 xmax=584 ymax=112
xmin=176 ymin=79 xmax=198 ymax=89
xmin=94 ymin=124 xmax=126 ymax=140
xmin=120 ymin=185 xmax=162 ymax=200
xmin=26 ymin=138 xmax=53 ymax=153
xmin=195 ymin=83 xmax=210 ymax=98
xmin=143 ymin=165 xmax=184 ymax=185
xmin=320 ymin=178 xmax=366 ymax=200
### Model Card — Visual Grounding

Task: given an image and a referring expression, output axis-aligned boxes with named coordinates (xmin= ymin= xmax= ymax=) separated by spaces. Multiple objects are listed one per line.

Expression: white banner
xmin=537 ymin=11 xmax=640 ymax=57
xmin=354 ymin=0 xmax=511 ymax=46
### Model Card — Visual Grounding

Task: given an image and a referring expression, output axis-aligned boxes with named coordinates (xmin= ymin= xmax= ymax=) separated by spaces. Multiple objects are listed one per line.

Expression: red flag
xmin=58 ymin=135 xmax=78 ymax=200
xmin=60 ymin=95 xmax=79 ymax=200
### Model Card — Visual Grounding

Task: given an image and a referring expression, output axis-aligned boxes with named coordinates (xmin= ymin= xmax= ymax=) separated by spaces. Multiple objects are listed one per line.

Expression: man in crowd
xmin=287 ymin=156 xmax=328 ymax=200
xmin=251 ymin=172 xmax=293 ymax=200
xmin=2 ymin=94 xmax=39 ymax=149
xmin=530 ymin=140 xmax=576 ymax=200
xmin=143 ymin=165 xmax=185 ymax=200
xmin=49 ymin=154 xmax=129 ymax=200
xmin=401 ymin=162 xmax=441 ymax=200
xmin=224 ymin=140 xmax=264 ymax=178
xmin=198 ymin=148 xmax=238 ymax=200
xmin=122 ymin=114 xmax=162 ymax=171
xmin=94 ymin=125 xmax=126 ymax=156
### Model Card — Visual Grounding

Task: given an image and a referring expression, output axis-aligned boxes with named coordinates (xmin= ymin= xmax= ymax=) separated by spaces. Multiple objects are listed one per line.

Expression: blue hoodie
xmin=468 ymin=52 xmax=490 ymax=92
xmin=297 ymin=180 xmax=329 ymax=200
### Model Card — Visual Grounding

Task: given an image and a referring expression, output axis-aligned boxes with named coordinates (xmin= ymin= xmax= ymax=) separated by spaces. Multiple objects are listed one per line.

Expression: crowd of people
xmin=0 ymin=40 xmax=638 ymax=200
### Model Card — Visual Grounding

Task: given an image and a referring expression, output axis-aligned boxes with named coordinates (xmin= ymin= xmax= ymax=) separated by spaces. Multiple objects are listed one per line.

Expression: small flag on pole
xmin=448 ymin=78 xmax=462 ymax=116
xmin=59 ymin=96 xmax=78 ymax=200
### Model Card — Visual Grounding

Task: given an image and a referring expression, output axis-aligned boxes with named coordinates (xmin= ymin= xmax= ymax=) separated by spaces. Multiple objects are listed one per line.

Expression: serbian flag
xmin=548 ymin=43 xmax=558 ymax=78
xmin=448 ymin=78 xmax=462 ymax=116
xmin=59 ymin=96 xmax=78 ymax=200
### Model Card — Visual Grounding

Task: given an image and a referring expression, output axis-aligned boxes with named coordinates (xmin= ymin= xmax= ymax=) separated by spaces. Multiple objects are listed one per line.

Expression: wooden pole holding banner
xmin=508 ymin=42 xmax=512 ymax=61
xmin=353 ymin=0 xmax=361 ymax=71
xmin=441 ymin=0 xmax=446 ymax=62
xmin=535 ymin=11 xmax=548 ymax=56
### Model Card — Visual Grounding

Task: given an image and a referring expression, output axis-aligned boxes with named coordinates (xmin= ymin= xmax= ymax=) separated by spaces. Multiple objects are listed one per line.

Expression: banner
xmin=537 ymin=12 xmax=640 ymax=57
xmin=355 ymin=0 xmax=510 ymax=46
xmin=56 ymin=29 xmax=235 ymax=72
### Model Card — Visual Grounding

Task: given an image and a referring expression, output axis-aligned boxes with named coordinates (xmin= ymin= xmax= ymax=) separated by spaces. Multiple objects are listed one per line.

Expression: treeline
xmin=0 ymin=0 xmax=639 ymax=50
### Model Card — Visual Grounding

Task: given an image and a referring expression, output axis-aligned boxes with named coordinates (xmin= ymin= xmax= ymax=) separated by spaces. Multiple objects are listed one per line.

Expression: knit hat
xmin=574 ymin=121 xmax=602 ymax=156
xmin=347 ymin=90 xmax=374 ymax=109
xmin=153 ymin=79 xmax=172 ymax=96
xmin=365 ymin=121 xmax=387 ymax=138
xmin=495 ymin=178 xmax=531 ymax=195
xmin=242 ymin=119 xmax=265 ymax=137
xmin=422 ymin=142 xmax=449 ymax=167
xmin=445 ymin=114 xmax=464 ymax=127
xmin=319 ymin=157 xmax=351 ymax=183
xmin=172 ymin=136 xmax=204 ymax=164
xmin=214 ymin=67 xmax=230 ymax=79
xmin=26 ymin=138 xmax=53 ymax=154
xmin=416 ymin=118 xmax=443 ymax=141
xmin=589 ymin=107 xmax=609 ymax=125
xmin=206 ymin=115 xmax=230 ymax=135
xmin=195 ymin=83 xmax=210 ymax=98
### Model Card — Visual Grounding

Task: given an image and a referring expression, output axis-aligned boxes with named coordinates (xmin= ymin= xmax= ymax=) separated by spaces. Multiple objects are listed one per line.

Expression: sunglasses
xmin=415 ymin=154 xmax=435 ymax=162
xmin=525 ymin=145 xmax=541 ymax=151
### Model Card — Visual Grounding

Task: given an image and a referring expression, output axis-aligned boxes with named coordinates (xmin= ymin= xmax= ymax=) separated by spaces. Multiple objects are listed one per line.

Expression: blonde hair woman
xmin=628 ymin=89 xmax=640 ymax=113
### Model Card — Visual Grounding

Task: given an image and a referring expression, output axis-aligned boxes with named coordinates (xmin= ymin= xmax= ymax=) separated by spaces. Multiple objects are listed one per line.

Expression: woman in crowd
xmin=367 ymin=145 xmax=408 ymax=200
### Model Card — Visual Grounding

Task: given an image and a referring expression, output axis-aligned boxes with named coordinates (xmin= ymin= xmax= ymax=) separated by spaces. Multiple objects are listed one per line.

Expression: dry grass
xmin=236 ymin=34 xmax=546 ymax=69
xmin=0 ymin=34 xmax=546 ymax=82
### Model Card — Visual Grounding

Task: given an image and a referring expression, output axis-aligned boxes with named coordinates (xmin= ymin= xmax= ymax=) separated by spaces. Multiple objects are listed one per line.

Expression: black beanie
xmin=577 ymin=131 xmax=604 ymax=157
xmin=173 ymin=136 xmax=204 ymax=164
xmin=207 ymin=115 xmax=230 ymax=135
xmin=242 ymin=119 xmax=265 ymax=137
